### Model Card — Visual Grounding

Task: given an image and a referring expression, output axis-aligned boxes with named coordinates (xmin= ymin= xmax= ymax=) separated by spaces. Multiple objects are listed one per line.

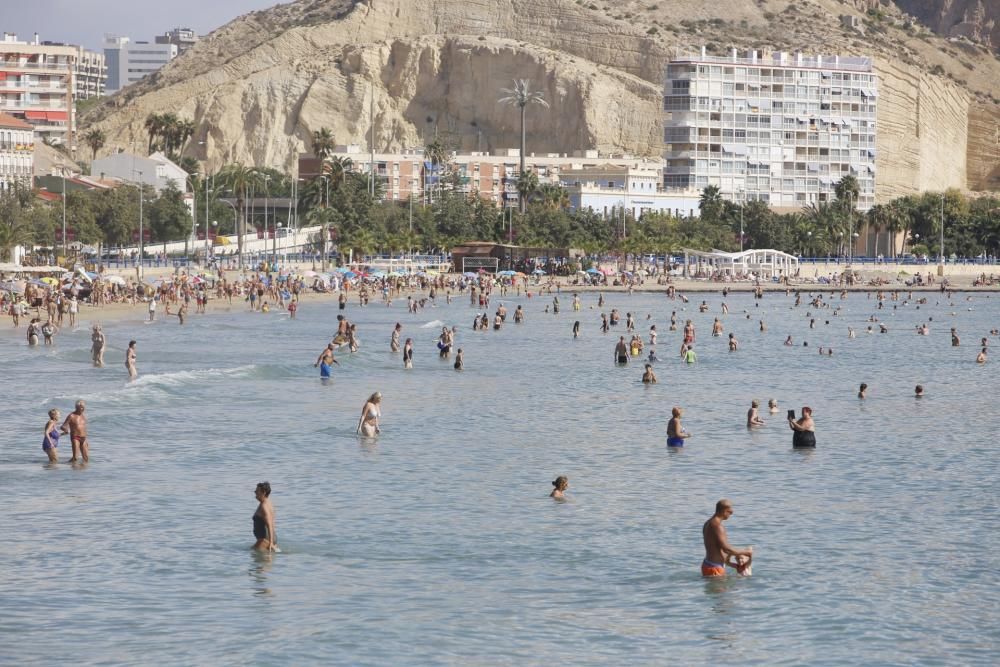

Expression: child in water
xmin=454 ymin=348 xmax=464 ymax=370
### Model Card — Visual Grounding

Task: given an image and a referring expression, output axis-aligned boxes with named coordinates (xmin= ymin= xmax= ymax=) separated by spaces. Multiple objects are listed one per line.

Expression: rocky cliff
xmin=892 ymin=0 xmax=998 ymax=51
xmin=82 ymin=0 xmax=1000 ymax=194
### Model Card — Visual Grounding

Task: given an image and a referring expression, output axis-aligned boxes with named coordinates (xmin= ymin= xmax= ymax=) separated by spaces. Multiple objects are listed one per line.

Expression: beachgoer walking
xmin=91 ymin=325 xmax=106 ymax=367
xmin=357 ymin=392 xmax=382 ymax=436
xmin=60 ymin=400 xmax=89 ymax=463
xmin=126 ymin=340 xmax=137 ymax=379
xmin=42 ymin=408 xmax=60 ymax=463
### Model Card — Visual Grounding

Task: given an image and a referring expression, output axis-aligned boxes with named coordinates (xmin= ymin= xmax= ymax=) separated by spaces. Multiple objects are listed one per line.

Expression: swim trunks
xmin=701 ymin=560 xmax=726 ymax=577
xmin=617 ymin=355 xmax=628 ymax=364
xmin=320 ymin=362 xmax=332 ymax=378
xmin=667 ymin=437 xmax=685 ymax=447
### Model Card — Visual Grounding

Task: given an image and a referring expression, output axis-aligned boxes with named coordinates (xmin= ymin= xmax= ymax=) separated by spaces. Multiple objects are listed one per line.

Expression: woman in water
xmin=42 ymin=408 xmax=60 ymax=463
xmin=356 ymin=392 xmax=382 ymax=437
xmin=125 ymin=340 xmax=137 ymax=380
xmin=91 ymin=325 xmax=106 ymax=367
xmin=550 ymin=476 xmax=569 ymax=499
xmin=573 ymin=321 xmax=581 ymax=338
xmin=403 ymin=339 xmax=413 ymax=369
xmin=667 ymin=407 xmax=691 ymax=447
xmin=976 ymin=347 xmax=987 ymax=364
xmin=390 ymin=323 xmax=402 ymax=352
xmin=788 ymin=406 xmax=816 ymax=448
xmin=768 ymin=398 xmax=779 ymax=414
xmin=252 ymin=481 xmax=278 ymax=552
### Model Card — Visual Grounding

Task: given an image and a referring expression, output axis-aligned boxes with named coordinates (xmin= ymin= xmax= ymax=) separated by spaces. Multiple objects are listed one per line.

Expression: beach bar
xmin=681 ymin=248 xmax=799 ymax=280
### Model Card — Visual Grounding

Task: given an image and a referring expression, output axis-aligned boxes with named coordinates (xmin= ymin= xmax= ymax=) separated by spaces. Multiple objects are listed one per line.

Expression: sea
xmin=2 ymin=287 xmax=998 ymax=665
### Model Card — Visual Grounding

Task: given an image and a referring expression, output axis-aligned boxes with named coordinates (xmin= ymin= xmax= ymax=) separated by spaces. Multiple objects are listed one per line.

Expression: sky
xmin=1 ymin=0 xmax=285 ymax=51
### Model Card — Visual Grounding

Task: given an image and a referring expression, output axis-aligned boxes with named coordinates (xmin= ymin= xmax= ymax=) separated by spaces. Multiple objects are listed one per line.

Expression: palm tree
xmin=219 ymin=163 xmax=262 ymax=264
xmin=515 ymin=169 xmax=540 ymax=210
xmin=83 ymin=129 xmax=106 ymax=162
xmin=537 ymin=183 xmax=569 ymax=211
xmin=144 ymin=113 xmax=165 ymax=153
xmin=498 ymin=80 xmax=549 ymax=213
xmin=324 ymin=156 xmax=353 ymax=191
xmin=312 ymin=128 xmax=335 ymax=161
xmin=698 ymin=185 xmax=724 ymax=222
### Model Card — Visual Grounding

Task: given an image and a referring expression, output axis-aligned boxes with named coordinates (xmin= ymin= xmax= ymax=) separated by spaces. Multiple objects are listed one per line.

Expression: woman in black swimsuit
xmin=252 ymin=482 xmax=278 ymax=552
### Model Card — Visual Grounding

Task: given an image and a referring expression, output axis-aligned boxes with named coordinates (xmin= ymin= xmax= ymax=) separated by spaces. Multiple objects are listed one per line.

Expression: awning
xmin=807 ymin=163 xmax=820 ymax=172
xmin=24 ymin=111 xmax=46 ymax=120
xmin=0 ymin=72 xmax=6 ymax=81
xmin=46 ymin=111 xmax=68 ymax=121
xmin=747 ymin=98 xmax=761 ymax=107
xmin=797 ymin=116 xmax=809 ymax=122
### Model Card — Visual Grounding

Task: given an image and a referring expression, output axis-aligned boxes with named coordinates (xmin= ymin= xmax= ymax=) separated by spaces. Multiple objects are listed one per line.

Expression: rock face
xmin=892 ymin=0 xmax=998 ymax=50
xmin=82 ymin=0 xmax=1000 ymax=195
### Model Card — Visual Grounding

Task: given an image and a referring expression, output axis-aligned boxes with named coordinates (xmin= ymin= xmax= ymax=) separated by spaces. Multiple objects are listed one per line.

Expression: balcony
xmin=0 ymin=60 xmax=72 ymax=72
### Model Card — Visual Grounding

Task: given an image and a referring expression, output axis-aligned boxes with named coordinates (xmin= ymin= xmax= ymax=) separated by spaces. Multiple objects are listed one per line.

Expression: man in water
xmin=314 ymin=344 xmax=340 ymax=379
xmin=60 ymin=400 xmax=90 ymax=463
xmin=702 ymin=499 xmax=753 ymax=577
xmin=641 ymin=364 xmax=657 ymax=384
xmin=614 ymin=336 xmax=629 ymax=365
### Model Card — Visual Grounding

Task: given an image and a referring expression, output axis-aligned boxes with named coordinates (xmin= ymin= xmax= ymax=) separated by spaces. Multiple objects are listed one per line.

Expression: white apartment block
xmin=0 ymin=33 xmax=75 ymax=144
xmin=559 ymin=164 xmax=702 ymax=219
xmin=104 ymin=36 xmax=177 ymax=94
xmin=663 ymin=48 xmax=877 ymax=211
xmin=0 ymin=112 xmax=35 ymax=191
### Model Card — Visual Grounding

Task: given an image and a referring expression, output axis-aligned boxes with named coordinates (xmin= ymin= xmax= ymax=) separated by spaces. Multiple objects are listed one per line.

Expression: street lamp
xmin=939 ymin=193 xmax=945 ymax=272
xmin=137 ymin=170 xmax=145 ymax=279
xmin=274 ymin=222 xmax=282 ymax=263
xmin=738 ymin=188 xmax=745 ymax=253
xmin=61 ymin=167 xmax=67 ymax=261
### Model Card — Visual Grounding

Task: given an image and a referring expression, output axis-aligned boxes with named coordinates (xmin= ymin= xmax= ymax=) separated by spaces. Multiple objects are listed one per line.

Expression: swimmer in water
xmin=746 ymin=400 xmax=765 ymax=428
xmin=403 ymin=338 xmax=413 ymax=369
xmin=647 ymin=349 xmax=659 ymax=363
xmin=454 ymin=348 xmax=464 ymax=370
xmin=858 ymin=383 xmax=867 ymax=399
xmin=357 ymin=392 xmax=382 ymax=437
xmin=784 ymin=335 xmax=793 ymax=346
xmin=976 ymin=347 xmax=987 ymax=364
xmin=91 ymin=325 xmax=106 ymax=367
xmin=252 ymin=482 xmax=277 ymax=552
xmin=702 ymin=499 xmax=752 ymax=577
xmin=788 ymin=406 xmax=816 ymax=448
xmin=641 ymin=364 xmax=657 ymax=384
xmin=768 ymin=398 xmax=779 ymax=414
xmin=728 ymin=333 xmax=738 ymax=351
xmin=615 ymin=336 xmax=629 ymax=365
xmin=390 ymin=323 xmax=402 ymax=352
xmin=550 ymin=476 xmax=569 ymax=499
xmin=667 ymin=406 xmax=691 ymax=447
xmin=915 ymin=384 xmax=924 ymax=398
xmin=573 ymin=321 xmax=580 ymax=338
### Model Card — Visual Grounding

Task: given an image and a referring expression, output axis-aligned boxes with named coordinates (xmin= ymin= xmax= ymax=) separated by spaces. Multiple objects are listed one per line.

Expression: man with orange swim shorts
xmin=702 ymin=499 xmax=753 ymax=577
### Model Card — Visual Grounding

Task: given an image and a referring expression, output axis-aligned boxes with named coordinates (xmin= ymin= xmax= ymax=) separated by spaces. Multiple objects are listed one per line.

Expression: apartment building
xmin=72 ymin=46 xmax=107 ymax=99
xmin=0 ymin=33 xmax=75 ymax=144
xmin=662 ymin=48 xmax=877 ymax=211
xmin=104 ymin=36 xmax=178 ymax=94
xmin=0 ymin=112 xmax=35 ymax=191
xmin=300 ymin=146 xmax=662 ymax=207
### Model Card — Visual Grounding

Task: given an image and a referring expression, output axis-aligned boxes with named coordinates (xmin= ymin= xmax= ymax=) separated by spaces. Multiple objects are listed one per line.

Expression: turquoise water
xmin=3 ymin=288 xmax=998 ymax=665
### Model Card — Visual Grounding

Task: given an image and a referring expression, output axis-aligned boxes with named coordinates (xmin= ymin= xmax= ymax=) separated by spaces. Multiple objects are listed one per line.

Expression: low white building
xmin=91 ymin=151 xmax=188 ymax=192
xmin=0 ymin=112 xmax=35 ymax=191
xmin=559 ymin=164 xmax=702 ymax=219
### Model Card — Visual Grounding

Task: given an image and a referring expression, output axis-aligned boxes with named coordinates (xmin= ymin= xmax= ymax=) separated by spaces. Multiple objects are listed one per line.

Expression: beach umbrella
xmin=104 ymin=275 xmax=126 ymax=286
xmin=599 ymin=268 xmax=615 ymax=276
xmin=335 ymin=267 xmax=351 ymax=273
xmin=303 ymin=270 xmax=318 ymax=277
xmin=585 ymin=267 xmax=601 ymax=274
xmin=497 ymin=270 xmax=516 ymax=276
xmin=371 ymin=271 xmax=387 ymax=278
xmin=532 ymin=269 xmax=546 ymax=275
xmin=463 ymin=272 xmax=478 ymax=278
xmin=343 ymin=271 xmax=357 ymax=279
xmin=40 ymin=277 xmax=60 ymax=286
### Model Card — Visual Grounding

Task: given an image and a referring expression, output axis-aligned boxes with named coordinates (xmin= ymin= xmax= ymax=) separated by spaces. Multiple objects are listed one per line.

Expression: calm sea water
xmin=3 ymin=287 xmax=998 ymax=665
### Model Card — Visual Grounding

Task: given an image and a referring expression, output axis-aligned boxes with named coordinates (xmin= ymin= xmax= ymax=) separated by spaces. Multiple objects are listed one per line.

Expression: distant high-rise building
xmin=662 ymin=48 xmax=877 ymax=211
xmin=71 ymin=45 xmax=107 ymax=100
xmin=0 ymin=33 xmax=76 ymax=145
xmin=155 ymin=28 xmax=198 ymax=54
xmin=104 ymin=35 xmax=178 ymax=94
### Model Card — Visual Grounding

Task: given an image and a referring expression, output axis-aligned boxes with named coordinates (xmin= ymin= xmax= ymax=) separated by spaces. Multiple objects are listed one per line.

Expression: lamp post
xmin=204 ymin=172 xmax=213 ymax=267
xmin=211 ymin=220 xmax=218 ymax=262
xmin=274 ymin=222 xmax=281 ymax=262
xmin=320 ymin=174 xmax=329 ymax=272
xmin=61 ymin=167 xmax=67 ymax=261
xmin=137 ymin=170 xmax=144 ymax=279
xmin=939 ymin=193 xmax=945 ymax=272
xmin=738 ymin=188 xmax=745 ymax=253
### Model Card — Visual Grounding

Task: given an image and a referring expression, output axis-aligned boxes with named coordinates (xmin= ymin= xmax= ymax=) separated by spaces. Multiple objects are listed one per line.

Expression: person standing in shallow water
xmin=789 ymin=406 xmax=816 ymax=448
xmin=252 ymin=482 xmax=277 ymax=552
xmin=125 ymin=340 xmax=137 ymax=380
xmin=702 ymin=499 xmax=753 ymax=577
xmin=42 ymin=408 xmax=60 ymax=463
xmin=357 ymin=392 xmax=382 ymax=437
xmin=403 ymin=338 xmax=413 ymax=369
xmin=91 ymin=325 xmax=106 ymax=367
xmin=60 ymin=400 xmax=89 ymax=463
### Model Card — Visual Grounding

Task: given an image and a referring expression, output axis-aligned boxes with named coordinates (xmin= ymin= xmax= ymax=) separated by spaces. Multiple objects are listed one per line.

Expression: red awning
xmin=24 ymin=111 xmax=46 ymax=120
xmin=0 ymin=73 xmax=7 ymax=81
xmin=46 ymin=111 xmax=68 ymax=121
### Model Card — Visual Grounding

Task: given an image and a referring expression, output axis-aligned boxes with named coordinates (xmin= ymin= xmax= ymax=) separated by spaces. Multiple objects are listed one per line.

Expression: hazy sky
xmin=1 ymin=0 xmax=286 ymax=51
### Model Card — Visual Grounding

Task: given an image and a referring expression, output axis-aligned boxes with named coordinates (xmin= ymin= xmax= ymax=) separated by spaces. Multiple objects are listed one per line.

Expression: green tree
xmin=498 ymin=79 xmax=549 ymax=213
xmin=144 ymin=113 xmax=165 ymax=153
xmin=515 ymin=169 xmax=540 ymax=210
xmin=312 ymin=128 xmax=335 ymax=162
xmin=148 ymin=185 xmax=193 ymax=249
xmin=219 ymin=163 xmax=263 ymax=262
xmin=698 ymin=185 xmax=724 ymax=222
xmin=83 ymin=128 xmax=106 ymax=162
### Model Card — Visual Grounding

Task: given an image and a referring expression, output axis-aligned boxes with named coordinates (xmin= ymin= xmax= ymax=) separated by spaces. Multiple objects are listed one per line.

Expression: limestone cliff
xmin=892 ymin=0 xmax=998 ymax=51
xmin=81 ymin=0 xmax=1000 ymax=195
